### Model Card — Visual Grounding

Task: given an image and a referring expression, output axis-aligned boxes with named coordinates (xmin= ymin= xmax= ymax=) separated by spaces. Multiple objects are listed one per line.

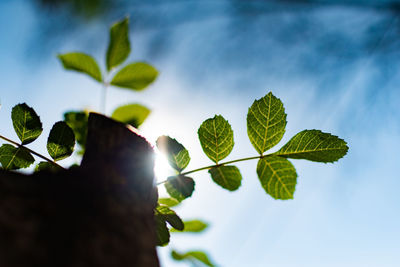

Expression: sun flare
xmin=154 ymin=151 xmax=175 ymax=183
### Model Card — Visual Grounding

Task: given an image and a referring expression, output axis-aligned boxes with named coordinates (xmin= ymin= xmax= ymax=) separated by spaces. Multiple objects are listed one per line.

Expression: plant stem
xmin=101 ymin=82 xmax=109 ymax=113
xmin=0 ymin=134 xmax=65 ymax=170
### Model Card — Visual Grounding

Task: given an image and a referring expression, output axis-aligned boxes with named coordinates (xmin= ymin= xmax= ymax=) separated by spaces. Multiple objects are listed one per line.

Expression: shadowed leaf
xmin=58 ymin=52 xmax=102 ymax=82
xmin=47 ymin=121 xmax=75 ymax=161
xmin=155 ymin=214 xmax=169 ymax=246
xmin=110 ymin=62 xmax=158 ymax=91
xmin=106 ymin=17 xmax=130 ymax=71
xmin=165 ymin=175 xmax=195 ymax=201
xmin=257 ymin=156 xmax=297 ymax=200
xmin=11 ymin=103 xmax=43 ymax=145
xmin=155 ymin=205 xmax=184 ymax=231
xmin=0 ymin=144 xmax=34 ymax=170
xmin=156 ymin=136 xmax=190 ymax=171
xmin=64 ymin=111 xmax=88 ymax=150
xmin=171 ymin=220 xmax=208 ymax=233
xmin=111 ymin=103 xmax=150 ymax=128
xmin=198 ymin=115 xmax=234 ymax=163
xmin=247 ymin=92 xmax=287 ymax=155
xmin=209 ymin=165 xmax=242 ymax=191
xmin=171 ymin=250 xmax=216 ymax=267
xmin=275 ymin=130 xmax=349 ymax=162
xmin=35 ymin=161 xmax=62 ymax=172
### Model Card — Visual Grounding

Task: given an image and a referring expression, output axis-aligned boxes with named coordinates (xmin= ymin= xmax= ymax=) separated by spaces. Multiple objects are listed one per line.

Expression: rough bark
xmin=0 ymin=113 xmax=159 ymax=267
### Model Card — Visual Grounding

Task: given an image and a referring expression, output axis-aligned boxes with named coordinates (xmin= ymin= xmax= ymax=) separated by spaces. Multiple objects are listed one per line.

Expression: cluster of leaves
xmin=58 ymin=17 xmax=157 ymax=130
xmin=155 ymin=92 xmax=348 ymax=258
xmin=0 ymin=103 xmax=75 ymax=171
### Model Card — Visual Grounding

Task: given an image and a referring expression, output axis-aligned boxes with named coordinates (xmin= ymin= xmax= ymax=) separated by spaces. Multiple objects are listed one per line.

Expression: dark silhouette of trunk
xmin=0 ymin=113 xmax=159 ymax=267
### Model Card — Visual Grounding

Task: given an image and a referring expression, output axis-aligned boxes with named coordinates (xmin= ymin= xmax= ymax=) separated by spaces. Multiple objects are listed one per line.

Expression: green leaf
xmin=275 ymin=130 xmax=349 ymax=163
xmin=156 ymin=136 xmax=190 ymax=171
xmin=47 ymin=121 xmax=75 ymax=161
xmin=171 ymin=250 xmax=216 ymax=267
xmin=111 ymin=103 xmax=150 ymax=128
xmin=11 ymin=103 xmax=43 ymax=145
xmin=171 ymin=220 xmax=208 ymax=233
xmin=106 ymin=17 xmax=130 ymax=71
xmin=208 ymin=165 xmax=242 ymax=191
xmin=158 ymin=197 xmax=180 ymax=208
xmin=63 ymin=111 xmax=88 ymax=149
xmin=155 ymin=214 xmax=170 ymax=246
xmin=155 ymin=205 xmax=184 ymax=231
xmin=58 ymin=52 xmax=102 ymax=82
xmin=0 ymin=144 xmax=34 ymax=170
xmin=110 ymin=62 xmax=158 ymax=91
xmin=35 ymin=161 xmax=62 ymax=172
xmin=257 ymin=156 xmax=297 ymax=200
xmin=198 ymin=115 xmax=234 ymax=163
xmin=165 ymin=175 xmax=195 ymax=201
xmin=247 ymin=92 xmax=287 ymax=155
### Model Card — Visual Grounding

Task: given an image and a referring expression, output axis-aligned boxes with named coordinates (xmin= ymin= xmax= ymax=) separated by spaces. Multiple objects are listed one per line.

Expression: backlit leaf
xmin=155 ymin=214 xmax=169 ymax=246
xmin=171 ymin=220 xmax=208 ymax=233
xmin=171 ymin=250 xmax=215 ymax=267
xmin=257 ymin=156 xmax=297 ymax=200
xmin=47 ymin=121 xmax=75 ymax=161
xmin=106 ymin=17 xmax=130 ymax=71
xmin=110 ymin=62 xmax=158 ymax=91
xmin=158 ymin=197 xmax=180 ymax=208
xmin=208 ymin=165 xmax=242 ymax=191
xmin=58 ymin=52 xmax=102 ymax=82
xmin=165 ymin=175 xmax=195 ymax=201
xmin=275 ymin=130 xmax=349 ymax=163
xmin=35 ymin=161 xmax=62 ymax=172
xmin=111 ymin=103 xmax=150 ymax=128
xmin=64 ymin=111 xmax=88 ymax=149
xmin=11 ymin=103 xmax=43 ymax=145
xmin=247 ymin=92 xmax=287 ymax=155
xmin=155 ymin=205 xmax=184 ymax=231
xmin=0 ymin=144 xmax=34 ymax=170
xmin=156 ymin=136 xmax=190 ymax=171
xmin=198 ymin=115 xmax=234 ymax=163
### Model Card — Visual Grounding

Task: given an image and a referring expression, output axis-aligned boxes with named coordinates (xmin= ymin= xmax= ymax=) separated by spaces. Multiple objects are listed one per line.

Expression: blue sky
xmin=1 ymin=0 xmax=399 ymax=266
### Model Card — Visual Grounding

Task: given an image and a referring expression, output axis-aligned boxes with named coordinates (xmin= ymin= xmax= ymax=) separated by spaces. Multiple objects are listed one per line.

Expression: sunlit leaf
xmin=165 ymin=175 xmax=195 ymax=201
xmin=247 ymin=92 xmax=287 ymax=155
xmin=198 ymin=115 xmax=234 ymax=163
xmin=64 ymin=111 xmax=88 ymax=150
xmin=155 ymin=214 xmax=170 ymax=246
xmin=257 ymin=156 xmax=297 ymax=200
xmin=208 ymin=165 xmax=242 ymax=191
xmin=171 ymin=250 xmax=216 ymax=267
xmin=156 ymin=136 xmax=190 ymax=171
xmin=111 ymin=103 xmax=150 ymax=128
xmin=0 ymin=144 xmax=34 ymax=170
xmin=58 ymin=52 xmax=102 ymax=82
xmin=110 ymin=62 xmax=158 ymax=91
xmin=158 ymin=197 xmax=180 ymax=208
xmin=155 ymin=205 xmax=184 ymax=231
xmin=106 ymin=17 xmax=130 ymax=71
xmin=11 ymin=103 xmax=43 ymax=145
xmin=275 ymin=130 xmax=349 ymax=163
xmin=47 ymin=121 xmax=75 ymax=161
xmin=171 ymin=220 xmax=208 ymax=233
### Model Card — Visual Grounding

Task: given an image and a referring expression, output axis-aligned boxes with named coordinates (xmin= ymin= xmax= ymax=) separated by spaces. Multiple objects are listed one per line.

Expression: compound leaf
xmin=106 ymin=17 xmax=130 ymax=71
xmin=208 ymin=165 xmax=242 ymax=191
xmin=58 ymin=52 xmax=102 ymax=82
xmin=111 ymin=103 xmax=150 ymax=128
xmin=165 ymin=175 xmax=195 ymax=201
xmin=198 ymin=115 xmax=234 ymax=163
xmin=110 ymin=62 xmax=158 ymax=91
xmin=158 ymin=197 xmax=180 ymax=208
xmin=247 ymin=92 xmax=287 ymax=155
xmin=35 ymin=161 xmax=62 ymax=173
xmin=0 ymin=144 xmax=34 ymax=170
xmin=47 ymin=121 xmax=75 ymax=161
xmin=155 ymin=205 xmax=184 ymax=231
xmin=64 ymin=111 xmax=88 ymax=150
xmin=156 ymin=136 xmax=190 ymax=171
xmin=275 ymin=130 xmax=349 ymax=163
xmin=155 ymin=214 xmax=170 ymax=246
xmin=171 ymin=220 xmax=208 ymax=233
xmin=11 ymin=103 xmax=43 ymax=145
xmin=257 ymin=156 xmax=297 ymax=200
xmin=171 ymin=250 xmax=215 ymax=267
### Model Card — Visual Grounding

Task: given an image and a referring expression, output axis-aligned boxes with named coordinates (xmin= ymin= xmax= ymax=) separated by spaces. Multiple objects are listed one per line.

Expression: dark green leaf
xmin=47 ymin=121 xmax=75 ymax=161
xmin=106 ymin=17 xmax=130 ymax=71
xmin=0 ymin=144 xmax=34 ymax=170
xmin=63 ymin=111 xmax=88 ymax=150
xmin=198 ymin=115 xmax=234 ymax=163
xmin=35 ymin=161 xmax=62 ymax=172
xmin=257 ymin=156 xmax=297 ymax=200
xmin=58 ymin=52 xmax=102 ymax=82
xmin=11 ymin=103 xmax=43 ymax=145
xmin=156 ymin=136 xmax=190 ymax=171
xmin=208 ymin=165 xmax=242 ymax=191
xmin=165 ymin=175 xmax=195 ymax=201
xmin=171 ymin=250 xmax=216 ymax=267
xmin=171 ymin=220 xmax=208 ymax=233
xmin=247 ymin=92 xmax=287 ymax=155
xmin=111 ymin=103 xmax=150 ymax=128
xmin=110 ymin=62 xmax=158 ymax=91
xmin=158 ymin=197 xmax=180 ymax=208
xmin=155 ymin=214 xmax=170 ymax=246
xmin=155 ymin=205 xmax=184 ymax=231
xmin=275 ymin=130 xmax=349 ymax=163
